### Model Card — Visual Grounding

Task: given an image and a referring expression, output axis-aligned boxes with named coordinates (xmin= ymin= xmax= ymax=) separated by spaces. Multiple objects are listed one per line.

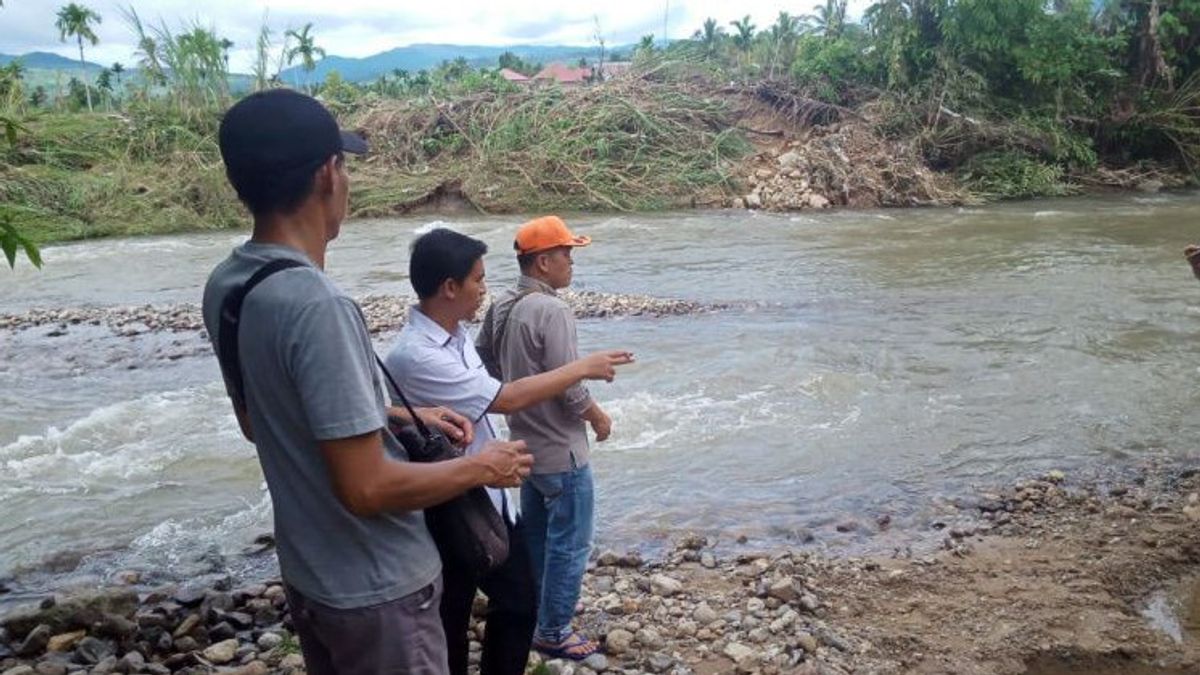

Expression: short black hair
xmin=409 ymin=228 xmax=489 ymax=299
xmin=227 ymin=154 xmax=339 ymax=218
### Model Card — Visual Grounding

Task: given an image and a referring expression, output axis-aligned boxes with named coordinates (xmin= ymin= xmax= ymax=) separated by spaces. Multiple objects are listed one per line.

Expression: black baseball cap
xmin=218 ymin=88 xmax=368 ymax=188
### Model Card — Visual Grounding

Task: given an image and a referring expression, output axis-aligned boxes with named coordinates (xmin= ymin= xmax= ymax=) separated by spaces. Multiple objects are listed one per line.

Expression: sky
xmin=1 ymin=0 xmax=873 ymax=73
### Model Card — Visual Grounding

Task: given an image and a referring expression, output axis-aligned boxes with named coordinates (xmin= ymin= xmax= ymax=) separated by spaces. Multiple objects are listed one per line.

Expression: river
xmin=3 ymin=192 xmax=1200 ymax=595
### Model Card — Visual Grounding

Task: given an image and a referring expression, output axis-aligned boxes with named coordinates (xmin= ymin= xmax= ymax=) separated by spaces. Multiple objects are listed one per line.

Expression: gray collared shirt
xmin=385 ymin=306 xmax=513 ymax=520
xmin=477 ymin=275 xmax=593 ymax=475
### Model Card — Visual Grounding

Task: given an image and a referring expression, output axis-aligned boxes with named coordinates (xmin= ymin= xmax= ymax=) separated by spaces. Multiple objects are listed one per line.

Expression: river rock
xmin=89 ymin=655 xmax=118 ymax=675
xmin=208 ymin=621 xmax=236 ymax=642
xmin=172 ymin=636 xmax=198 ymax=653
xmin=634 ymin=627 xmax=662 ymax=649
xmin=114 ymin=651 xmax=144 ymax=674
xmin=649 ymin=574 xmax=683 ymax=597
xmin=277 ymin=653 xmax=305 ymax=670
xmin=202 ymin=639 xmax=239 ymax=664
xmin=645 ymin=653 xmax=674 ymax=672
xmin=171 ymin=615 xmax=200 ymax=639
xmin=16 ymin=625 xmax=51 ymax=657
xmin=694 ymin=603 xmax=719 ymax=624
xmin=723 ymin=642 xmax=755 ymax=665
xmin=2 ymin=666 xmax=35 ymax=675
xmin=45 ymin=629 xmax=86 ymax=653
xmin=767 ymin=577 xmax=800 ymax=603
xmin=91 ymin=614 xmax=135 ymax=640
xmin=33 ymin=662 xmax=66 ymax=675
xmin=604 ymin=629 xmax=633 ymax=654
xmin=4 ymin=590 xmax=139 ymax=639
xmin=75 ymin=637 xmax=114 ymax=665
xmin=255 ymin=632 xmax=283 ymax=651
xmin=799 ymin=592 xmax=820 ymax=612
xmin=226 ymin=662 xmax=269 ymax=675
xmin=582 ymin=653 xmax=607 ymax=671
xmin=796 ymin=631 xmax=818 ymax=653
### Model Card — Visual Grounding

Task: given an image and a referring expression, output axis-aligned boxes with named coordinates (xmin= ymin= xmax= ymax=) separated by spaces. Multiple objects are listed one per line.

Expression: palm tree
xmin=729 ymin=15 xmax=755 ymax=66
xmin=55 ymin=3 xmax=102 ymax=112
xmin=803 ymin=0 xmax=848 ymax=38
xmin=693 ymin=18 xmax=725 ymax=59
xmin=766 ymin=11 xmax=801 ymax=78
xmin=639 ymin=34 xmax=656 ymax=53
xmin=284 ymin=23 xmax=325 ymax=92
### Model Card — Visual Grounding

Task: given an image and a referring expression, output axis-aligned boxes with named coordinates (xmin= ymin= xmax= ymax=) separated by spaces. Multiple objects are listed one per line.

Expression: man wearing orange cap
xmin=476 ymin=216 xmax=626 ymax=660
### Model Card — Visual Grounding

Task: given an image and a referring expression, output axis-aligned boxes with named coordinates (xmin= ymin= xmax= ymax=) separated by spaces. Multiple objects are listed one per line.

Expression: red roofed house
xmin=532 ymin=62 xmax=592 ymax=85
xmin=499 ymin=68 xmax=531 ymax=83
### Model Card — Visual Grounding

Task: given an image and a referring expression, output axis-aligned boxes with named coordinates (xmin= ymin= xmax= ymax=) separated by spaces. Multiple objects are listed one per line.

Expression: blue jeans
xmin=520 ymin=462 xmax=594 ymax=644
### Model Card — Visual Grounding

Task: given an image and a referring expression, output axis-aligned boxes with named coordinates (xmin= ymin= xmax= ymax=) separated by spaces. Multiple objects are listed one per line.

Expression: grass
xmin=2 ymin=79 xmax=755 ymax=244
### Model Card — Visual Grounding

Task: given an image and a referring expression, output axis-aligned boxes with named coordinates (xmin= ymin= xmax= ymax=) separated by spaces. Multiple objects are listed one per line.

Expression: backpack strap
xmin=217 ymin=258 xmax=308 ymax=410
xmin=491 ymin=289 xmax=539 ymax=379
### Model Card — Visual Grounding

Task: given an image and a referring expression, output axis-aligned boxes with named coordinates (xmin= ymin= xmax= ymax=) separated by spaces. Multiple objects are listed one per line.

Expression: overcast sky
xmin=1 ymin=0 xmax=872 ymax=72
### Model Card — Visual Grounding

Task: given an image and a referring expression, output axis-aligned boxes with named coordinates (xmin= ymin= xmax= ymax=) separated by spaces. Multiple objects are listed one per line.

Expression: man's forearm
xmin=492 ymin=361 xmax=587 ymax=413
xmin=580 ymin=400 xmax=604 ymax=424
xmin=356 ymin=457 xmax=492 ymax=515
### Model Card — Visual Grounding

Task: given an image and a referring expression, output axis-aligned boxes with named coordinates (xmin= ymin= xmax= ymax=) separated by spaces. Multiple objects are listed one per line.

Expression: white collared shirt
xmin=384 ymin=306 xmax=513 ymax=521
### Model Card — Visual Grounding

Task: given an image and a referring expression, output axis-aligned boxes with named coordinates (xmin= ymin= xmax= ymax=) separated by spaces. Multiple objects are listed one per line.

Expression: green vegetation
xmin=3 ymin=0 xmax=1200 ymax=249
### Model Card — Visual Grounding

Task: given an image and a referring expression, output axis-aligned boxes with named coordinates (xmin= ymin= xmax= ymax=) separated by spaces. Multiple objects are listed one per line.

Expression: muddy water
xmin=4 ymin=193 xmax=1200 ymax=593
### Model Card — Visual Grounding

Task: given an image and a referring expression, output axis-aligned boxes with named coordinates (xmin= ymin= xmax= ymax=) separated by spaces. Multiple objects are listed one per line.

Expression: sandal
xmin=532 ymin=630 xmax=600 ymax=661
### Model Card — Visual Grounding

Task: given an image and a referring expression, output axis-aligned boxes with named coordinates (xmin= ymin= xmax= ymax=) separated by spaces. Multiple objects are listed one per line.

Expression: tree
xmin=766 ymin=11 xmax=802 ymax=78
xmin=638 ymin=33 xmax=657 ymax=55
xmin=804 ymin=0 xmax=848 ymax=38
xmin=285 ymin=23 xmax=325 ymax=92
xmin=111 ymin=61 xmax=124 ymax=89
xmin=55 ymin=3 xmax=102 ymax=112
xmin=730 ymin=15 xmax=756 ymax=55
xmin=693 ymin=17 xmax=725 ymax=59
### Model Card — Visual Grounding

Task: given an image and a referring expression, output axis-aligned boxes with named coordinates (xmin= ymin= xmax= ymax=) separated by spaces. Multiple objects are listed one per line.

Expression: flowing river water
xmin=4 ymin=192 xmax=1200 ymax=597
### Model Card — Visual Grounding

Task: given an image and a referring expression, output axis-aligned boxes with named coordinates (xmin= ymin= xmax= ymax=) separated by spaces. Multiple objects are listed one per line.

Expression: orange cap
xmin=513 ymin=216 xmax=592 ymax=255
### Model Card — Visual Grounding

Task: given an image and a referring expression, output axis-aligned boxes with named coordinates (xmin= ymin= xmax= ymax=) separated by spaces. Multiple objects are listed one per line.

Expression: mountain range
xmin=0 ymin=42 xmax=620 ymax=86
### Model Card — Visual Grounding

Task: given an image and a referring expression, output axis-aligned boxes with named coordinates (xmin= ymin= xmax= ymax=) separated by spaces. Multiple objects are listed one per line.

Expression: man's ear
xmin=316 ymin=157 xmax=338 ymax=196
xmin=441 ymin=277 xmax=459 ymax=300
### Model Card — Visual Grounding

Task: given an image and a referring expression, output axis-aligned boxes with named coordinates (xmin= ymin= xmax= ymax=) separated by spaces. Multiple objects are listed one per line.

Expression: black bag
xmin=376 ymin=358 xmax=510 ymax=577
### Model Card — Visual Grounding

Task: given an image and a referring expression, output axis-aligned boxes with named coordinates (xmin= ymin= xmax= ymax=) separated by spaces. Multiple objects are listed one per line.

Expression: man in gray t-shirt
xmin=202 ymin=90 xmax=532 ymax=675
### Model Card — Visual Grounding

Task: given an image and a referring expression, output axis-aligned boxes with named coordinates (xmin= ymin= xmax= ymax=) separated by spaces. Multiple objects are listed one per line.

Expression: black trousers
xmin=440 ymin=517 xmax=538 ymax=675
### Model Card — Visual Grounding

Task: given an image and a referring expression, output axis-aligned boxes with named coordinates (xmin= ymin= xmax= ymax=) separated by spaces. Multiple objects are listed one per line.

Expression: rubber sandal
xmin=532 ymin=631 xmax=600 ymax=661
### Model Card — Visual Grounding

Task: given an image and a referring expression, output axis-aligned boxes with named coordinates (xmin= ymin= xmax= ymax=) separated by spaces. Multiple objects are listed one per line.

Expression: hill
xmin=0 ymin=51 xmax=104 ymax=72
xmin=280 ymin=43 xmax=618 ymax=84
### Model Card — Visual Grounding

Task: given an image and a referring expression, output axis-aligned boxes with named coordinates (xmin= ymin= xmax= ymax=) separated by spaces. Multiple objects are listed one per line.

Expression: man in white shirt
xmin=385 ymin=228 xmax=631 ymax=675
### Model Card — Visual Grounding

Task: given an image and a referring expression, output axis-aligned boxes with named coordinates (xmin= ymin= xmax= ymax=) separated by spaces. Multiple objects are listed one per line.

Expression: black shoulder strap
xmin=492 ymin=289 xmax=539 ymax=376
xmin=374 ymin=355 xmax=435 ymax=439
xmin=217 ymin=258 xmax=307 ymax=410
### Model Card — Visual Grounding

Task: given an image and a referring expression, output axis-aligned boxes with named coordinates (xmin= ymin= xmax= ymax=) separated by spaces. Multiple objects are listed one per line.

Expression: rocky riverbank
xmin=0 ymin=291 xmax=726 ymax=336
xmin=4 ymin=464 xmax=1200 ymax=675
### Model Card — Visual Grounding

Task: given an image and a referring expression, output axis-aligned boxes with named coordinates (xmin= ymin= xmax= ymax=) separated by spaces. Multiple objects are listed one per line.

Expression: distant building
xmin=499 ymin=68 xmax=531 ymax=83
xmin=532 ymin=62 xmax=592 ymax=85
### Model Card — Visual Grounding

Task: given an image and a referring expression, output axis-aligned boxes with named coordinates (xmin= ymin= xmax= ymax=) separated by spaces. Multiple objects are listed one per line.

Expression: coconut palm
xmin=729 ymin=15 xmax=755 ymax=67
xmin=55 ymin=3 xmax=102 ymax=112
xmin=285 ymin=23 xmax=325 ymax=92
xmin=804 ymin=0 xmax=848 ymax=38
xmin=693 ymin=18 xmax=725 ymax=59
